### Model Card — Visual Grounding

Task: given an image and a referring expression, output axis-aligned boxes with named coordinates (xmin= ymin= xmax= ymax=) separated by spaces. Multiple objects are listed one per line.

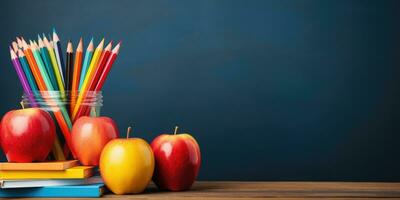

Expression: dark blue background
xmin=1 ymin=0 xmax=400 ymax=181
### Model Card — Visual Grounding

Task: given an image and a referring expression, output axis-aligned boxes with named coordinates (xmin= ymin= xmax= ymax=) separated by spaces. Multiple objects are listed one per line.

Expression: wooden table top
xmin=98 ymin=181 xmax=400 ymax=199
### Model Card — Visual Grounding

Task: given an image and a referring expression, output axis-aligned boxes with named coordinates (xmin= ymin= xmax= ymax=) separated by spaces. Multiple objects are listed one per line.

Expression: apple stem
xmin=20 ymin=101 xmax=25 ymax=109
xmin=126 ymin=126 xmax=132 ymax=138
xmin=174 ymin=126 xmax=179 ymax=135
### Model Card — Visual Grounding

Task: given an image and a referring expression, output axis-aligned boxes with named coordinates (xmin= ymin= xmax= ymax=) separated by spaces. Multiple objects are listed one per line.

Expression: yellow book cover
xmin=0 ymin=166 xmax=94 ymax=179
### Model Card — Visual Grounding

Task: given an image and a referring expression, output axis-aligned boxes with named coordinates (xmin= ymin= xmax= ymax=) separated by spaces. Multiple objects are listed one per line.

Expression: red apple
xmin=151 ymin=126 xmax=201 ymax=191
xmin=0 ymin=108 xmax=56 ymax=162
xmin=71 ymin=116 xmax=118 ymax=166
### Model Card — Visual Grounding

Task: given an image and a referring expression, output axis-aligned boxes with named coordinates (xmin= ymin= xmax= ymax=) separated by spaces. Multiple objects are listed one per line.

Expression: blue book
xmin=0 ymin=183 xmax=104 ymax=198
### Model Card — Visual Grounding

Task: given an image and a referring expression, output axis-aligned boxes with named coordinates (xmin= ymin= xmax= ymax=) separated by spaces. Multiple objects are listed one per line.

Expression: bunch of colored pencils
xmin=9 ymin=29 xmax=121 ymax=160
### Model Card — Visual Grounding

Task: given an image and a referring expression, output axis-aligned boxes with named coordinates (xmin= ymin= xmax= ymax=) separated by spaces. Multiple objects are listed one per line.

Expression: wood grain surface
xmin=14 ymin=181 xmax=400 ymax=199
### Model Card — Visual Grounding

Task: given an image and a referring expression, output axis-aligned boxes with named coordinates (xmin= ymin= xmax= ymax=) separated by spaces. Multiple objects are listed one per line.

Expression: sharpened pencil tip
xmin=17 ymin=49 xmax=24 ymax=57
xmin=67 ymin=41 xmax=73 ymax=53
xmin=112 ymin=42 xmax=121 ymax=54
xmin=105 ymin=41 xmax=113 ymax=51
xmin=97 ymin=38 xmax=105 ymax=49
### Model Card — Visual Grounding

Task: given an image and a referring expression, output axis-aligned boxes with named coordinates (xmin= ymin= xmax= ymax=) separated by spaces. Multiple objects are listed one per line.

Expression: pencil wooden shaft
xmin=89 ymin=50 xmax=110 ymax=91
xmin=24 ymin=49 xmax=47 ymax=90
xmin=18 ymin=56 xmax=39 ymax=91
xmin=72 ymin=44 xmax=102 ymax=119
xmin=79 ymin=51 xmax=93 ymax=90
xmin=47 ymin=48 xmax=65 ymax=94
xmin=26 ymin=44 xmax=72 ymax=159
xmin=71 ymin=50 xmax=82 ymax=113
xmin=54 ymin=41 xmax=65 ymax=84
xmin=74 ymin=50 xmax=111 ymax=118
xmin=66 ymin=52 xmax=73 ymax=91
xmin=95 ymin=53 xmax=117 ymax=91
xmin=34 ymin=47 xmax=73 ymax=148
xmin=18 ymin=49 xmax=67 ymax=160
xmin=11 ymin=57 xmax=38 ymax=107
xmin=31 ymin=48 xmax=54 ymax=90
xmin=40 ymin=47 xmax=59 ymax=90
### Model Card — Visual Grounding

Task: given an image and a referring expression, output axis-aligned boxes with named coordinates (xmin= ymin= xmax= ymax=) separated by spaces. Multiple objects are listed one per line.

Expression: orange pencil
xmin=72 ymin=39 xmax=104 ymax=120
xmin=21 ymin=38 xmax=46 ymax=90
xmin=70 ymin=38 xmax=83 ymax=113
xmin=76 ymin=41 xmax=112 ymax=117
xmin=22 ymin=38 xmax=73 ymax=158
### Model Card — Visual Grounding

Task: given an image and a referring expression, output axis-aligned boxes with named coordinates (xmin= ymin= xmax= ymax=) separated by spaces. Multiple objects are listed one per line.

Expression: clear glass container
xmin=21 ymin=91 xmax=103 ymax=118
xmin=20 ymin=91 xmax=103 ymax=160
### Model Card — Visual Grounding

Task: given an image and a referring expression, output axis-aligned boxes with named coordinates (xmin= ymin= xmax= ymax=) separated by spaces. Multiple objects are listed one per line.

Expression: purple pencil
xmin=10 ymin=47 xmax=38 ymax=107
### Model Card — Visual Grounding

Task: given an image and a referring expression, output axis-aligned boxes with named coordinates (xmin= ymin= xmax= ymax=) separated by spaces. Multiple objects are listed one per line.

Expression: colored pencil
xmin=72 ymin=39 xmax=104 ymax=119
xmin=10 ymin=48 xmax=38 ymax=107
xmin=16 ymin=37 xmax=23 ymax=49
xmin=9 ymin=31 xmax=122 ymax=161
xmin=17 ymin=49 xmax=39 ymax=92
xmin=75 ymin=41 xmax=112 ymax=117
xmin=95 ymin=42 xmax=121 ymax=91
xmin=21 ymin=38 xmax=47 ymax=90
xmin=23 ymin=41 xmax=67 ymax=160
xmin=33 ymin=39 xmax=64 ymax=119
xmin=66 ymin=41 xmax=73 ymax=91
xmin=89 ymin=41 xmax=112 ymax=91
xmin=38 ymin=36 xmax=58 ymax=90
xmin=30 ymin=41 xmax=54 ymax=91
xmin=43 ymin=35 xmax=65 ymax=95
xmin=79 ymin=38 xmax=94 ymax=90
xmin=53 ymin=29 xmax=65 ymax=85
xmin=70 ymin=38 xmax=83 ymax=113
xmin=22 ymin=39 xmax=72 ymax=159
xmin=11 ymin=41 xmax=19 ymax=52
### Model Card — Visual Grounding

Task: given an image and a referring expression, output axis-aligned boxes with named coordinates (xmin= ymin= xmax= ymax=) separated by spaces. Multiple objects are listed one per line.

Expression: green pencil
xmin=38 ymin=35 xmax=58 ymax=90
xmin=79 ymin=38 xmax=94 ymax=90
xmin=30 ymin=40 xmax=54 ymax=91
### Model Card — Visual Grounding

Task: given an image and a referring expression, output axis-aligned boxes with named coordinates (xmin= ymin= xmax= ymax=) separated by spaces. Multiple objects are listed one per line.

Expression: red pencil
xmin=74 ymin=41 xmax=112 ymax=118
xmin=95 ymin=42 xmax=121 ymax=91
xmin=89 ymin=41 xmax=112 ymax=91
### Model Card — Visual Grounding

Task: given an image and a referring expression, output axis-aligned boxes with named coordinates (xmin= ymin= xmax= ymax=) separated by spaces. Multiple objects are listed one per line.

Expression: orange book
xmin=0 ymin=160 xmax=78 ymax=171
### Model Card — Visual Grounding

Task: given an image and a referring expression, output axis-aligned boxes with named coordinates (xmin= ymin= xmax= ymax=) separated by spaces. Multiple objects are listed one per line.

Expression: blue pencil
xmin=17 ymin=49 xmax=39 ymax=91
xmin=38 ymin=35 xmax=58 ymax=90
xmin=79 ymin=38 xmax=94 ymax=90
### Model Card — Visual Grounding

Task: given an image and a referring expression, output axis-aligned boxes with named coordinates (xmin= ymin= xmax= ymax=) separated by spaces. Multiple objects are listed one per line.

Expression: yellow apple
xmin=99 ymin=127 xmax=154 ymax=194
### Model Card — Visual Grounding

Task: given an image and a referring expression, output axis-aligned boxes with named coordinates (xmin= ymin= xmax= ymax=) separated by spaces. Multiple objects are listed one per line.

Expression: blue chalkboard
xmin=0 ymin=0 xmax=400 ymax=181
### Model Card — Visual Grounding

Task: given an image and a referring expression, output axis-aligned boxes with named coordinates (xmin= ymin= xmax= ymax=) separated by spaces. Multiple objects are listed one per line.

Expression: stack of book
xmin=0 ymin=160 xmax=104 ymax=198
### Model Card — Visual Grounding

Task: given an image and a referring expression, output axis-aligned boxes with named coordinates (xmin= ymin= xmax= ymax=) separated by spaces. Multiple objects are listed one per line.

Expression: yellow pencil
xmin=72 ymin=39 xmax=104 ymax=119
xmin=43 ymin=35 xmax=65 ymax=96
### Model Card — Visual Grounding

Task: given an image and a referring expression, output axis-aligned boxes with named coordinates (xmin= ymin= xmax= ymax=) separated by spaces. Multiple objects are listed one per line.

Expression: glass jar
xmin=22 ymin=91 xmax=103 ymax=118
xmin=21 ymin=90 xmax=103 ymax=160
